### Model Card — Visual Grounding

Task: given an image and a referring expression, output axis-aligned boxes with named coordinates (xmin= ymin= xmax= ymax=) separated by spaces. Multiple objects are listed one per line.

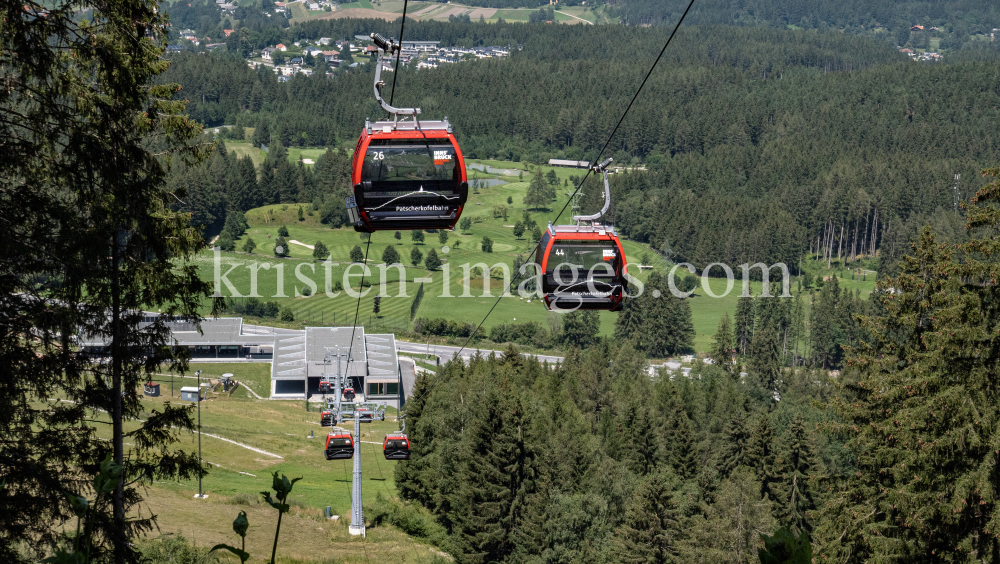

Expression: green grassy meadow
xmin=94 ymin=363 xmax=448 ymax=562
xmin=200 ymin=158 xmax=877 ymax=355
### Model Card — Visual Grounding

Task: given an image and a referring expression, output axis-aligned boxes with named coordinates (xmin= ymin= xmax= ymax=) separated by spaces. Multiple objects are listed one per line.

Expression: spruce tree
xmin=734 ymin=295 xmax=754 ymax=356
xmin=711 ymin=312 xmax=735 ymax=372
xmin=816 ymin=196 xmax=1000 ymax=561
xmin=524 ymin=168 xmax=549 ymax=209
xmin=746 ymin=414 xmax=779 ymax=504
xmin=273 ymin=235 xmax=289 ymax=257
xmin=748 ymin=324 xmax=781 ymax=398
xmin=718 ymin=412 xmax=750 ymax=478
xmin=774 ymin=416 xmax=816 ymax=535
xmin=612 ymin=472 xmax=682 ymax=564
xmin=410 ymin=246 xmax=424 ymax=266
xmin=665 ymin=412 xmax=697 ymax=480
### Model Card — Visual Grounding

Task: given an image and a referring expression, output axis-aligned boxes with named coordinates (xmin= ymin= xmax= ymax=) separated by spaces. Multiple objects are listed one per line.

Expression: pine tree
xmin=394 ymin=230 xmax=401 ymax=240
xmin=774 ymin=416 xmax=816 ymax=535
xmin=278 ymin=225 xmax=289 ymax=237
xmin=612 ymin=472 xmax=682 ymax=564
xmin=424 ymin=248 xmax=442 ymax=270
xmin=312 ymin=240 xmax=328 ymax=260
xmin=810 ymin=276 xmax=843 ymax=369
xmin=350 ymin=244 xmax=364 ymax=263
xmin=711 ymin=312 xmax=735 ymax=372
xmin=410 ymin=246 xmax=423 ymax=266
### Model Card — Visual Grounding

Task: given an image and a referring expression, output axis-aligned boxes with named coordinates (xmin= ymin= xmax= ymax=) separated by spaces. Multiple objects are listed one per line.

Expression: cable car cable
xmin=346 ymin=235 xmax=373 ymax=369
xmin=447 ymin=0 xmax=697 ymax=361
xmin=389 ymin=0 xmax=699 ymax=415
xmin=388 ymin=0 xmax=409 ymax=107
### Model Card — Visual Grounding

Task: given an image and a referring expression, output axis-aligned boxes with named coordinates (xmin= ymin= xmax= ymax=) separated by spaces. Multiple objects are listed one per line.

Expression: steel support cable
xmin=346 ymin=235 xmax=373 ymax=368
xmin=449 ymin=0 xmax=698 ymax=361
xmin=395 ymin=0 xmax=698 ymax=415
xmin=389 ymin=0 xmax=409 ymax=106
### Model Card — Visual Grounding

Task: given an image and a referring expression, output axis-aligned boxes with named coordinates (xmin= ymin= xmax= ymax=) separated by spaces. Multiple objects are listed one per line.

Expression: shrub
xmin=414 ymin=317 xmax=475 ymax=337
xmin=277 ymin=225 xmax=289 ymax=237
xmin=424 ymin=249 xmax=442 ymax=270
xmin=242 ymin=237 xmax=256 ymax=254
xmin=459 ymin=217 xmax=472 ymax=232
xmin=280 ymin=307 xmax=294 ymax=322
xmin=273 ymin=236 xmax=289 ymax=257
xmin=411 ymin=230 xmax=425 ymax=243
xmin=216 ymin=234 xmax=235 ymax=252
xmin=481 ymin=236 xmax=493 ymax=253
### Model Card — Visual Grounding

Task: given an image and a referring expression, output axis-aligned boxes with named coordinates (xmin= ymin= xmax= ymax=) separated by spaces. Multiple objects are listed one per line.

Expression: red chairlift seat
xmin=383 ymin=433 xmax=411 ymax=460
xmin=325 ymin=432 xmax=354 ymax=460
xmin=534 ymin=159 xmax=627 ymax=311
xmin=345 ymin=34 xmax=467 ymax=232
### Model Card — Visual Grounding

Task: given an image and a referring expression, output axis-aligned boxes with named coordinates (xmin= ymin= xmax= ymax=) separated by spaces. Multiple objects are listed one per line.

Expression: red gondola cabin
xmin=383 ymin=433 xmax=411 ymax=460
xmin=325 ymin=432 xmax=354 ymax=460
xmin=535 ymin=224 xmax=627 ymax=311
xmin=346 ymin=118 xmax=468 ymax=232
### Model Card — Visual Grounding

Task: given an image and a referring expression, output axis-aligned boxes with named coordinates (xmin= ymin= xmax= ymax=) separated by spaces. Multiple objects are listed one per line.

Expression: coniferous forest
xmin=5 ymin=0 xmax=1000 ymax=562
xmin=164 ymin=20 xmax=999 ymax=273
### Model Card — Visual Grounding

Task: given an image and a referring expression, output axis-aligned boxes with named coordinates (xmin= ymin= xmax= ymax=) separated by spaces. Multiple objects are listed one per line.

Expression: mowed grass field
xmin=84 ymin=363 xmax=446 ymax=562
xmin=197 ymin=158 xmax=877 ymax=355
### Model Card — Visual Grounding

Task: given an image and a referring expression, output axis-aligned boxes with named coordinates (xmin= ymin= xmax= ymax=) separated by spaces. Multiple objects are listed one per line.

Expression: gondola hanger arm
xmin=573 ymin=157 xmax=614 ymax=225
xmin=370 ymin=33 xmax=421 ymax=127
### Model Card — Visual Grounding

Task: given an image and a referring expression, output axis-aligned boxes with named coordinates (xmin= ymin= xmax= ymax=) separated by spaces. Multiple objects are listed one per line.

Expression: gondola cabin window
xmin=362 ymin=140 xmax=458 ymax=183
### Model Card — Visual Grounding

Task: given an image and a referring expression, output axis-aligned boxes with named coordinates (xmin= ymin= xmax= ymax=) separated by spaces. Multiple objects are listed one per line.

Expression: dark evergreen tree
xmin=411 ymin=230 xmax=425 ymax=243
xmin=381 ymin=244 xmax=400 ymax=265
xmin=749 ymin=324 xmax=782 ymax=398
xmin=711 ymin=311 xmax=735 ymax=372
xmin=612 ymin=472 xmax=682 ymax=564
xmin=562 ymin=310 xmax=599 ymax=348
xmin=410 ymin=246 xmax=424 ymax=266
xmin=774 ymin=416 xmax=816 ymax=536
xmin=719 ymin=411 xmax=750 ymax=478
xmin=746 ymin=414 xmax=779 ymax=504
xmin=424 ymin=248 xmax=442 ymax=270
xmin=350 ymin=244 xmax=364 ymax=263
xmin=734 ymin=296 xmax=754 ymax=356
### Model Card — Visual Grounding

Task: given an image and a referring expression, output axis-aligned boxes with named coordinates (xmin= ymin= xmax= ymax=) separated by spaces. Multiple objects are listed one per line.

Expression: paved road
xmin=395 ymin=340 xmax=565 ymax=365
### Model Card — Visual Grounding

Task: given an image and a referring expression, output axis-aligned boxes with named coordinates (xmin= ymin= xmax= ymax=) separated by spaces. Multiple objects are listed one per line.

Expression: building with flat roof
xmin=79 ymin=315 xmax=404 ymax=404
